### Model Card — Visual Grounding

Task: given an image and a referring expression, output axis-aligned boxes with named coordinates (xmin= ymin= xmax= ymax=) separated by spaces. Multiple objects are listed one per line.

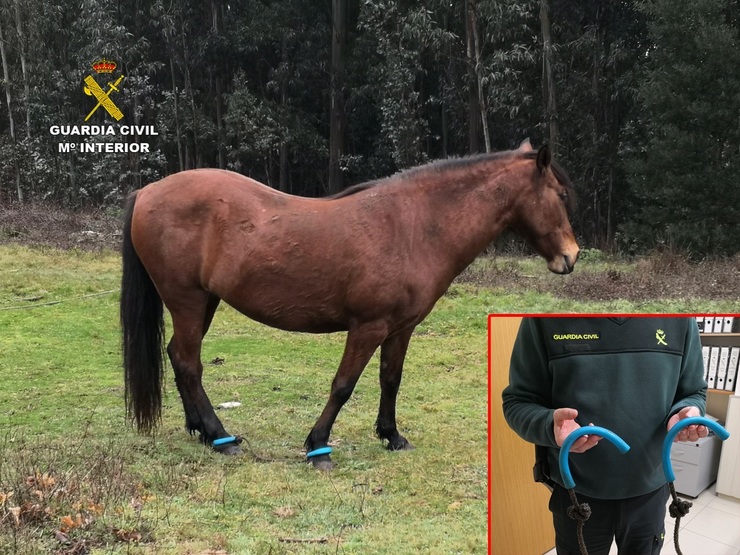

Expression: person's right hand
xmin=554 ymin=408 xmax=602 ymax=453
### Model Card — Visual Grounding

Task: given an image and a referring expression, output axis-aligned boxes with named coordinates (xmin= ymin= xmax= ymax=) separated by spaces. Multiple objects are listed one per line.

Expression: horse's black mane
xmin=329 ymin=179 xmax=380 ymax=199
xmin=328 ymin=149 xmax=573 ymax=202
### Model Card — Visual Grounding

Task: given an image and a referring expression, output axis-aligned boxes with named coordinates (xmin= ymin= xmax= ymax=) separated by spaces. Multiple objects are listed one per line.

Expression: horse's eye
xmin=558 ymin=192 xmax=568 ymax=202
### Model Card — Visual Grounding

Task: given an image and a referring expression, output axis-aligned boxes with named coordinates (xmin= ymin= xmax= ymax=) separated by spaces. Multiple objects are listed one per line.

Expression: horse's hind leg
xmin=167 ymin=295 xmax=240 ymax=454
xmin=169 ymin=294 xmax=221 ymax=438
xmin=305 ymin=321 xmax=388 ymax=470
xmin=376 ymin=328 xmax=414 ymax=451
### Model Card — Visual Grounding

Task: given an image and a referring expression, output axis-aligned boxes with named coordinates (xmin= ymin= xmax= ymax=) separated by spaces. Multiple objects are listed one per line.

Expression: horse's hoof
xmin=309 ymin=454 xmax=334 ymax=471
xmin=386 ymin=437 xmax=414 ymax=451
xmin=216 ymin=444 xmax=243 ymax=456
xmin=212 ymin=436 xmax=244 ymax=455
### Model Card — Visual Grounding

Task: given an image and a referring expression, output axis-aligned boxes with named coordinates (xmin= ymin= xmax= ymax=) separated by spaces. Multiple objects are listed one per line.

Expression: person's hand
xmin=553 ymin=408 xmax=602 ymax=453
xmin=667 ymin=406 xmax=708 ymax=442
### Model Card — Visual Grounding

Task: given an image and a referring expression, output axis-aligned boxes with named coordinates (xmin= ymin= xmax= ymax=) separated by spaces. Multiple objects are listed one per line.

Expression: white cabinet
xmin=671 ymin=434 xmax=722 ymax=497
xmin=716 ymin=395 xmax=740 ymax=501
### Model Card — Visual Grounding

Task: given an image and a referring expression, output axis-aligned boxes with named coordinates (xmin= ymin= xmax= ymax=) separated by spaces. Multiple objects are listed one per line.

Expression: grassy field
xmin=1 ymin=244 xmax=739 ymax=554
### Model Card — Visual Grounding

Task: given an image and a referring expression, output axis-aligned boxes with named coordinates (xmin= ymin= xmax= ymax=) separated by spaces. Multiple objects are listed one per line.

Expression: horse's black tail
xmin=120 ymin=191 xmax=165 ymax=433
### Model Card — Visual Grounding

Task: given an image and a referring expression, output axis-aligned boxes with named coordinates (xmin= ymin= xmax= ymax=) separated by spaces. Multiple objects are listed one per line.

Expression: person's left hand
xmin=667 ymin=406 xmax=708 ymax=442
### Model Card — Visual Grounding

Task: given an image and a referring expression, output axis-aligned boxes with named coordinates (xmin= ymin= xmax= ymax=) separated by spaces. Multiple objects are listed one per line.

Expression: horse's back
xmin=132 ymin=169 xmax=320 ymax=248
xmin=133 ymin=171 xmax=252 ymax=274
xmin=136 ymin=168 xmax=292 ymax=212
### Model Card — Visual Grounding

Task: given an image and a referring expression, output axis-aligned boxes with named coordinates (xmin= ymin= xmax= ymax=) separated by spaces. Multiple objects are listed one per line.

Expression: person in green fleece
xmin=502 ymin=316 xmax=708 ymax=555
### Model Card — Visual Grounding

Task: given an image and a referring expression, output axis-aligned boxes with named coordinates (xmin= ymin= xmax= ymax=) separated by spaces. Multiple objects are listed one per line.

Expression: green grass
xmin=0 ymin=244 xmax=737 ymax=554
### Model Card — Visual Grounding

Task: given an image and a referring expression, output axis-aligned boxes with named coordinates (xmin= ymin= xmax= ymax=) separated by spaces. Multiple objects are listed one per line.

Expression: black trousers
xmin=549 ymin=483 xmax=670 ymax=555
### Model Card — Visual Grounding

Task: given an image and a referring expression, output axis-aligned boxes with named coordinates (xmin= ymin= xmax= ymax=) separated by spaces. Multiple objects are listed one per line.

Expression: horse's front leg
xmin=376 ymin=327 xmax=415 ymax=451
xmin=305 ymin=321 xmax=388 ymax=470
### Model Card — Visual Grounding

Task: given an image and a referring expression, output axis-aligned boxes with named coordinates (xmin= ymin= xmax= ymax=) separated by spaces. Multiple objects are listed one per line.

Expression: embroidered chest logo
xmin=656 ymin=329 xmax=668 ymax=346
xmin=552 ymin=333 xmax=600 ymax=341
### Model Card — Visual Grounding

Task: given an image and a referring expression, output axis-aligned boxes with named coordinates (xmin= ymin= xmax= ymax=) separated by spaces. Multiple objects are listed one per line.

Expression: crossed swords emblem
xmin=656 ymin=329 xmax=667 ymax=346
xmin=83 ymin=74 xmax=125 ymax=121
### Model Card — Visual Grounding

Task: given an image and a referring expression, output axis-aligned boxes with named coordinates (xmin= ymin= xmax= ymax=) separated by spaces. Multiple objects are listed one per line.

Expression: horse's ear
xmin=518 ymin=138 xmax=533 ymax=152
xmin=536 ymin=144 xmax=551 ymax=172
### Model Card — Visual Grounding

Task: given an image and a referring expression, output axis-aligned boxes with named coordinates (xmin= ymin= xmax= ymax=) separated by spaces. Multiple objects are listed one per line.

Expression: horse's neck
xmin=405 ymin=157 xmax=522 ymax=274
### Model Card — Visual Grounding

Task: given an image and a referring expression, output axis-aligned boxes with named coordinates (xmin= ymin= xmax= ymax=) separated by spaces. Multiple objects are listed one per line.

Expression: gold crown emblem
xmin=92 ymin=59 xmax=117 ymax=74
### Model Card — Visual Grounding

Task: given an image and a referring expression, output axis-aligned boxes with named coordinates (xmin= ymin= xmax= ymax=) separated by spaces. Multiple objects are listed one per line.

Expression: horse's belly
xmin=239 ymin=308 xmax=348 ymax=334
xmin=220 ymin=284 xmax=349 ymax=334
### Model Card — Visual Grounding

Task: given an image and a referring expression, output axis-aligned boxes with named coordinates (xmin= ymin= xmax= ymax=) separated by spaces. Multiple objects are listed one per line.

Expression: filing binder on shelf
xmin=707 ymin=347 xmax=719 ymax=389
xmin=696 ymin=316 xmax=705 ymax=333
xmin=702 ymin=346 xmax=711 ymax=381
xmin=726 ymin=347 xmax=739 ymax=392
xmin=723 ymin=316 xmax=736 ymax=333
xmin=704 ymin=316 xmax=715 ymax=334
xmin=716 ymin=347 xmax=730 ymax=390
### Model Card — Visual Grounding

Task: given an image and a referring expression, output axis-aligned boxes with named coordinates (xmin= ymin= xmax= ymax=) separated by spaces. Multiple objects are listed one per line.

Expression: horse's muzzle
xmin=548 ymin=251 xmax=579 ymax=275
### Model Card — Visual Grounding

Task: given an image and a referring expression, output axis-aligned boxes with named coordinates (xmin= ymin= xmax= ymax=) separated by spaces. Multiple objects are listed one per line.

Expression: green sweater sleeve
xmin=501 ymin=318 xmax=557 ymax=447
xmin=664 ymin=320 xmax=707 ymax=425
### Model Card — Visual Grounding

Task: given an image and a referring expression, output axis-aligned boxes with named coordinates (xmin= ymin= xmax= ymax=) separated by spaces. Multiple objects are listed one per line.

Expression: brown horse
xmin=120 ymin=140 xmax=578 ymax=469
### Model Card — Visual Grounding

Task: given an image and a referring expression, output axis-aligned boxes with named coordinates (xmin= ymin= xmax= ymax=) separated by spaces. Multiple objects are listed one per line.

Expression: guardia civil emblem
xmin=656 ymin=329 xmax=668 ymax=346
xmin=83 ymin=58 xmax=125 ymax=121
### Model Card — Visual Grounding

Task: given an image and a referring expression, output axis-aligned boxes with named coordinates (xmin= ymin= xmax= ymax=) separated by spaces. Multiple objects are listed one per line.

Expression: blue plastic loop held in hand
xmin=213 ymin=436 xmax=238 ymax=446
xmin=662 ymin=417 xmax=730 ymax=482
xmin=559 ymin=426 xmax=631 ymax=490
xmin=306 ymin=446 xmax=333 ymax=459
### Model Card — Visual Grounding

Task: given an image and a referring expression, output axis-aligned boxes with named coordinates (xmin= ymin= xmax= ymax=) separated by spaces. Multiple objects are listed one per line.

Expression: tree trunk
xmin=181 ymin=22 xmax=198 ymax=169
xmin=215 ymin=73 xmax=226 ymax=169
xmin=328 ymin=0 xmax=347 ymax=194
xmin=467 ymin=0 xmax=490 ymax=152
xmin=441 ymin=9 xmax=450 ymax=158
xmin=278 ymin=33 xmax=289 ymax=192
xmin=170 ymin=55 xmax=184 ymax=172
xmin=0 ymin=16 xmax=21 ymax=203
xmin=14 ymin=0 xmax=30 ymax=139
xmin=212 ymin=0 xmax=226 ymax=170
xmin=540 ymin=0 xmax=558 ymax=156
xmin=607 ymin=84 xmax=620 ymax=248
xmin=67 ymin=156 xmax=75 ymax=206
xmin=279 ymin=141 xmax=289 ymax=193
xmin=465 ymin=0 xmax=481 ymax=154
xmin=0 ymin=18 xmax=14 ymax=144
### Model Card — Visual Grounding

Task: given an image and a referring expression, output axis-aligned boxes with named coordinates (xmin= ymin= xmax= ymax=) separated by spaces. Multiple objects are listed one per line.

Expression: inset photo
xmin=489 ymin=314 xmax=740 ymax=555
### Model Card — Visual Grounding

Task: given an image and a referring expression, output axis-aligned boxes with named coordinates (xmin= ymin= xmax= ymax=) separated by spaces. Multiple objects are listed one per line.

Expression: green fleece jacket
xmin=502 ymin=317 xmax=707 ymax=499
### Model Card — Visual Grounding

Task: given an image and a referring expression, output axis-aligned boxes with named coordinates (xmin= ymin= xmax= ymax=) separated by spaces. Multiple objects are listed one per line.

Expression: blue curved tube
xmin=663 ymin=417 xmax=730 ymax=482
xmin=559 ymin=426 xmax=631 ymax=490
xmin=213 ymin=436 xmax=238 ymax=446
xmin=306 ymin=446 xmax=333 ymax=459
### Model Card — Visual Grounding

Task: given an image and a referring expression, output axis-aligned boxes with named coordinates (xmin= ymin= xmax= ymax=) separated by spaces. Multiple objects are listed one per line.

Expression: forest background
xmin=0 ymin=0 xmax=739 ymax=256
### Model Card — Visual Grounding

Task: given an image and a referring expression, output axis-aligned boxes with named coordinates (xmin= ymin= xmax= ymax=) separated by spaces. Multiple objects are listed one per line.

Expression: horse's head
xmin=510 ymin=142 xmax=579 ymax=275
